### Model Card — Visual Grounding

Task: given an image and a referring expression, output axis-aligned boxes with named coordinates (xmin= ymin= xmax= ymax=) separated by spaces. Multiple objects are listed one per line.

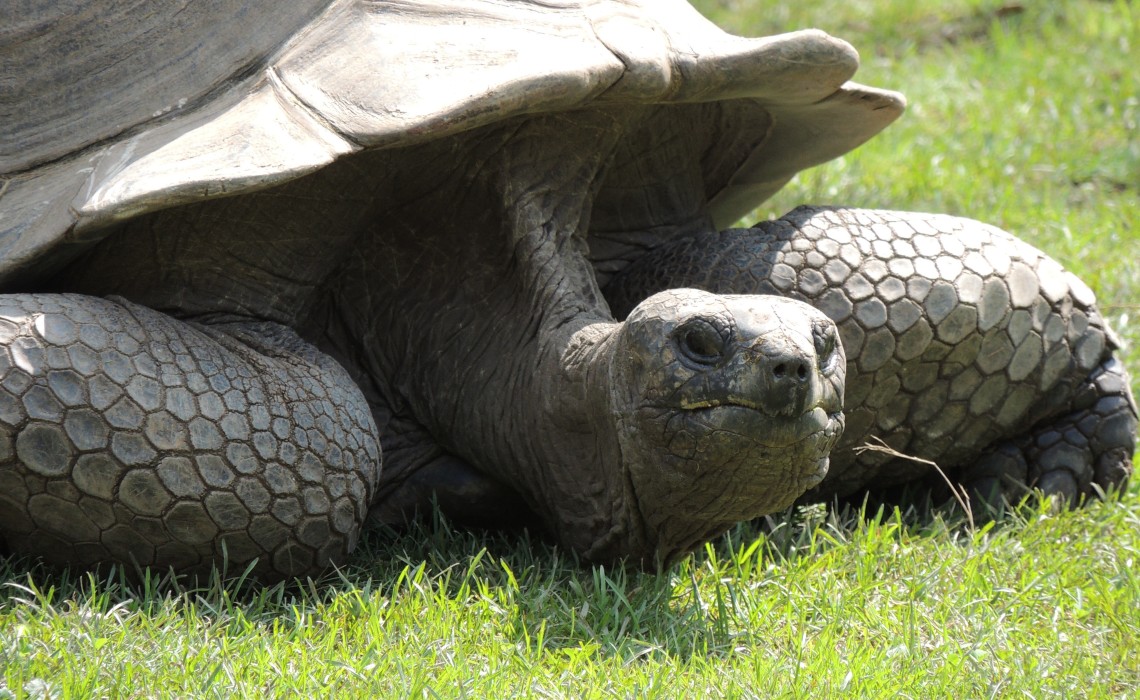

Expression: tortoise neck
xmin=314 ymin=111 xmax=645 ymax=550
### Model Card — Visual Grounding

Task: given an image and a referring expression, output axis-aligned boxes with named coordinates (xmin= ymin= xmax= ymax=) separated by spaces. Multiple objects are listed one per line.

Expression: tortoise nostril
xmin=754 ymin=350 xmax=814 ymax=416
xmin=771 ymin=359 xmax=809 ymax=383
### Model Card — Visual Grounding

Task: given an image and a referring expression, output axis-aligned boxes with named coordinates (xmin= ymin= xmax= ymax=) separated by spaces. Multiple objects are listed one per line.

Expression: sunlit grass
xmin=2 ymin=1 xmax=1138 ymax=697
xmin=2 ymin=496 xmax=1138 ymax=696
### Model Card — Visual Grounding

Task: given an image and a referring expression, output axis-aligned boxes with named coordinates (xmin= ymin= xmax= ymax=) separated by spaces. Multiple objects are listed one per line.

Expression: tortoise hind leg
xmin=0 ymin=293 xmax=380 ymax=579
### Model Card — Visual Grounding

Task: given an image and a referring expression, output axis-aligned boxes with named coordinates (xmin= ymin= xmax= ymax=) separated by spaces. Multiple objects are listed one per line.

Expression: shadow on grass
xmin=3 ymin=484 xmax=1111 ymax=662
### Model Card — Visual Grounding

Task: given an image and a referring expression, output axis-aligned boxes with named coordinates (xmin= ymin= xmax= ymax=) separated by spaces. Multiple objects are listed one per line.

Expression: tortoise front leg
xmin=959 ymin=355 xmax=1135 ymax=506
xmin=0 ymin=294 xmax=380 ymax=578
xmin=604 ymin=206 xmax=1136 ymax=504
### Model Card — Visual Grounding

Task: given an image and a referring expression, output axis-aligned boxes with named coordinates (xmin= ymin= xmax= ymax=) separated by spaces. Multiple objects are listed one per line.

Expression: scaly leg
xmin=604 ymin=206 xmax=1136 ymax=503
xmin=0 ymin=294 xmax=380 ymax=578
xmin=961 ymin=356 xmax=1135 ymax=506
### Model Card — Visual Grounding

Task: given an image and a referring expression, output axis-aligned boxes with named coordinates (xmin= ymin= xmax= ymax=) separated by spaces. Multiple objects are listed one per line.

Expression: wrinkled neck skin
xmin=315 ymin=112 xmax=845 ymax=568
xmin=544 ymin=322 xmax=651 ymax=559
xmin=315 ymin=112 xmax=652 ymax=559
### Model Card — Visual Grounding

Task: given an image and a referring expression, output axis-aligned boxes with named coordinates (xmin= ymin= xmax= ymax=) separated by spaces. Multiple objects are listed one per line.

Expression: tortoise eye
xmin=813 ymin=322 xmax=840 ymax=373
xmin=675 ymin=319 xmax=726 ymax=366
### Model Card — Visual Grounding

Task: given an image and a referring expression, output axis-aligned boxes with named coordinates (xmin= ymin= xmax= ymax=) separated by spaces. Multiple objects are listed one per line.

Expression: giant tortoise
xmin=0 ymin=0 xmax=1134 ymax=578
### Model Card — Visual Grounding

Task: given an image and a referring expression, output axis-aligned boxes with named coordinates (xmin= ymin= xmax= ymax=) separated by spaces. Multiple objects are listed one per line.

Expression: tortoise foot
xmin=961 ymin=356 xmax=1135 ymax=510
xmin=0 ymin=294 xmax=380 ymax=579
xmin=370 ymin=452 xmax=538 ymax=531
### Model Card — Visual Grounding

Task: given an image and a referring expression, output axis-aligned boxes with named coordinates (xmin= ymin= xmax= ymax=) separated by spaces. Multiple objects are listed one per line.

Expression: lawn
xmin=2 ymin=0 xmax=1138 ymax=697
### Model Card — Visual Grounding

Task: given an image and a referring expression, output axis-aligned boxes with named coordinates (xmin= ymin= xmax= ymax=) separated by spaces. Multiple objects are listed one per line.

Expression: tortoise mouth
xmin=659 ymin=400 xmax=842 ymax=449
xmin=680 ymin=397 xmax=767 ymax=411
xmin=690 ymin=404 xmax=842 ymax=485
xmin=626 ymin=401 xmax=842 ymax=521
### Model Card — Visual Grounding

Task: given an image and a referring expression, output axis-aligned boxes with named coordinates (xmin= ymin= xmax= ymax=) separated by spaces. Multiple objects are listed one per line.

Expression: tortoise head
xmin=602 ymin=288 xmax=845 ymax=565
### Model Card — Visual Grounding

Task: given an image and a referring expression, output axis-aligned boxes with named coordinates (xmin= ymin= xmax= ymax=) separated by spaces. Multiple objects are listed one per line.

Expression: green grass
xmin=2 ymin=500 xmax=1138 ymax=696
xmin=3 ymin=0 xmax=1139 ymax=697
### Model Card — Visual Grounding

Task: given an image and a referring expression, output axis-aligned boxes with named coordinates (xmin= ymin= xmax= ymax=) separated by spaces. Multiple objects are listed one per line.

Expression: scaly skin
xmin=605 ymin=206 xmax=1136 ymax=503
xmin=0 ymin=118 xmax=846 ymax=577
xmin=0 ymin=294 xmax=380 ymax=578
